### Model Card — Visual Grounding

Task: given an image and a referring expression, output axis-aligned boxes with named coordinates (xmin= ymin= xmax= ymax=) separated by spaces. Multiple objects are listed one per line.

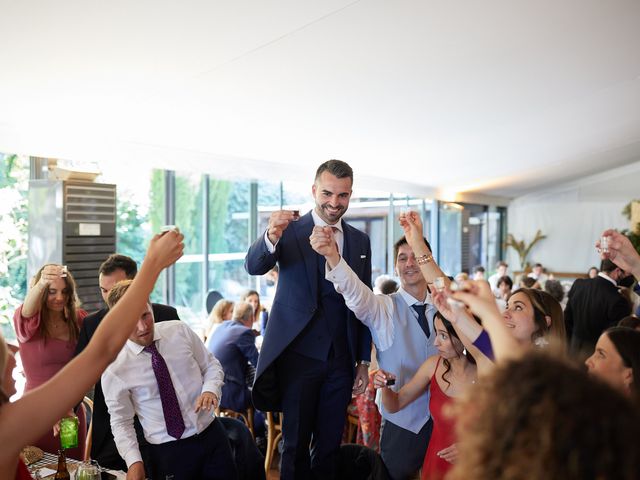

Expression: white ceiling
xmin=1 ymin=0 xmax=639 ymax=202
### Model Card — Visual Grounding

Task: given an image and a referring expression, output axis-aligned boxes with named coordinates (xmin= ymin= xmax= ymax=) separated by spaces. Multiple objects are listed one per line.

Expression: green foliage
xmin=0 ymin=153 xmax=29 ymax=341
xmin=116 ymin=197 xmax=149 ymax=264
xmin=504 ymin=229 xmax=546 ymax=270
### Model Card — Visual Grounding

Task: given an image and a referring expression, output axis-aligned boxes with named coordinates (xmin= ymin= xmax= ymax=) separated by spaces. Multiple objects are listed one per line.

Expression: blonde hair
xmin=208 ymin=299 xmax=233 ymax=326
xmin=31 ymin=264 xmax=81 ymax=342
xmin=106 ymin=279 xmax=134 ymax=308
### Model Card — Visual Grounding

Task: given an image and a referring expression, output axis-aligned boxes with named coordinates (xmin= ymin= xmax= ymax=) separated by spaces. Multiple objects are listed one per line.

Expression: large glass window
xmin=207 ymin=178 xmax=252 ymax=303
xmin=0 ymin=153 xmax=28 ymax=342
xmin=438 ymin=202 xmax=463 ymax=276
xmin=173 ymin=172 xmax=204 ymax=328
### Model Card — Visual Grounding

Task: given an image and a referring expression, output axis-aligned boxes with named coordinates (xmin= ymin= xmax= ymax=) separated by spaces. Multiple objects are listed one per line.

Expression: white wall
xmin=506 ymin=161 xmax=640 ymax=273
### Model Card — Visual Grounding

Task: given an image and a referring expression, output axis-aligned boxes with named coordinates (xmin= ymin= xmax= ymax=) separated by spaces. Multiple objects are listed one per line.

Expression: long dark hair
xmin=31 ymin=264 xmax=81 ymax=342
xmin=605 ymin=326 xmax=640 ymax=399
xmin=435 ymin=312 xmax=476 ymax=389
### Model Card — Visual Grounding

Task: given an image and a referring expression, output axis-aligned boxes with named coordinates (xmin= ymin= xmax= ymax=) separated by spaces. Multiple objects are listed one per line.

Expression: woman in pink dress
xmin=13 ymin=264 xmax=88 ymax=459
xmin=374 ymin=313 xmax=477 ymax=480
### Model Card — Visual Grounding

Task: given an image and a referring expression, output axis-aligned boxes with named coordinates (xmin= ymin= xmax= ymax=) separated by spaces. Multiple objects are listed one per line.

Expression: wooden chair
xmin=216 ymin=406 xmax=255 ymax=439
xmin=81 ymin=396 xmax=94 ymax=461
xmin=264 ymin=411 xmax=283 ymax=474
xmin=346 ymin=412 xmax=359 ymax=443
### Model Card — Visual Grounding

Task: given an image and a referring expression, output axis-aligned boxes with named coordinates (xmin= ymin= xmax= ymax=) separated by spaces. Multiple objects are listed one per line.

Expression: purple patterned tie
xmin=144 ymin=342 xmax=186 ymax=439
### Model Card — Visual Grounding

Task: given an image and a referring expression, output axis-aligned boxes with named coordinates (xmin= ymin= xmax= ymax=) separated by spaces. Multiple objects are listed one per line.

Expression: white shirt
xmin=264 ymin=209 xmax=344 ymax=255
xmin=598 ymin=271 xmax=617 ymax=287
xmin=102 ymin=321 xmax=224 ymax=468
xmin=325 ymin=256 xmax=432 ymax=351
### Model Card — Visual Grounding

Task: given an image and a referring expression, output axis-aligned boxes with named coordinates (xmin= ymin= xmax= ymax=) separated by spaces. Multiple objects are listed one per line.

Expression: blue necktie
xmin=411 ymin=304 xmax=431 ymax=338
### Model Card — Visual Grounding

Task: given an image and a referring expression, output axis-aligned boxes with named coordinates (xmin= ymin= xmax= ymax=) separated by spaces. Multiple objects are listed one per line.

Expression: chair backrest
xmin=206 ymin=290 xmax=224 ymax=314
xmin=82 ymin=396 xmax=94 ymax=461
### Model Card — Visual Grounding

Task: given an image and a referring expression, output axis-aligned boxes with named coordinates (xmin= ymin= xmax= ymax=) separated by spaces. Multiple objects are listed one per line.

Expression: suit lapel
xmin=342 ymin=221 xmax=357 ymax=269
xmin=294 ymin=213 xmax=319 ymax=302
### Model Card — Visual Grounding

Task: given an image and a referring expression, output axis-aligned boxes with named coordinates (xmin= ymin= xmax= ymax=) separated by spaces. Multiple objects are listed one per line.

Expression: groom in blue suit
xmin=245 ymin=160 xmax=372 ymax=479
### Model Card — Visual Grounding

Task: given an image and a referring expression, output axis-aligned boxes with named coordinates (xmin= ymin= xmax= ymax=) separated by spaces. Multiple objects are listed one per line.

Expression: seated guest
xmin=241 ymin=290 xmax=267 ymax=334
xmin=205 ymin=299 xmax=234 ymax=344
xmin=13 ymin=264 xmax=88 ymax=459
xmin=588 ymin=266 xmax=599 ymax=278
xmin=494 ymin=275 xmax=513 ymax=310
xmin=527 ymin=262 xmax=548 ymax=285
xmin=102 ymin=281 xmax=236 ymax=480
xmin=487 ymin=261 xmax=508 ymax=294
xmin=208 ymin=302 xmax=266 ymax=439
xmin=75 ymin=253 xmax=180 ymax=470
xmin=519 ymin=276 xmax=540 ymax=289
xmin=0 ymin=230 xmax=184 ymax=480
xmin=544 ymin=279 xmax=565 ymax=304
xmin=472 ymin=265 xmax=485 ymax=280
xmin=208 ymin=302 xmax=259 ymax=412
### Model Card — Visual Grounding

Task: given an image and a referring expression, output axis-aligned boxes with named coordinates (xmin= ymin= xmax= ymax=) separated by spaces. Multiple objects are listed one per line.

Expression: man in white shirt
xmin=101 ymin=280 xmax=236 ymax=480
xmin=310 ymin=231 xmax=449 ymax=480
xmin=488 ymin=261 xmax=508 ymax=294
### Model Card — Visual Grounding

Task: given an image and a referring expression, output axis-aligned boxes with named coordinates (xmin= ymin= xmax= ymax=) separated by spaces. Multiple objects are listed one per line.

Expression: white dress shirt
xmin=102 ymin=320 xmax=225 ymax=468
xmin=598 ymin=271 xmax=618 ymax=287
xmin=264 ymin=209 xmax=344 ymax=255
xmin=325 ymin=257 xmax=431 ymax=351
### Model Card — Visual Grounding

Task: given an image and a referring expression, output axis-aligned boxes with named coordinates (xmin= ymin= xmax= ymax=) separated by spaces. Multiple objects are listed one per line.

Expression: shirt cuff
xmin=202 ymin=384 xmax=223 ymax=403
xmin=264 ymin=230 xmax=277 ymax=254
xmin=124 ymin=450 xmax=143 ymax=469
xmin=325 ymin=256 xmax=349 ymax=281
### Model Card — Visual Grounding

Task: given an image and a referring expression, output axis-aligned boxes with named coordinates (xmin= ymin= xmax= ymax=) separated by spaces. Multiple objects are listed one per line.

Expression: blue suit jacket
xmin=207 ymin=320 xmax=259 ymax=412
xmin=244 ymin=211 xmax=372 ymax=411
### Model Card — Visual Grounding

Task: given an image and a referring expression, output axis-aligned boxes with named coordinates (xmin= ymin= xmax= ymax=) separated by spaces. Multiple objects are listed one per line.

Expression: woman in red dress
xmin=13 ymin=264 xmax=88 ymax=459
xmin=374 ymin=312 xmax=477 ymax=480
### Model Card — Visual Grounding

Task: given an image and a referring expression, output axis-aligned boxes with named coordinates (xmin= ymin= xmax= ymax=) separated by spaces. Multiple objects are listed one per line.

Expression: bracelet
xmin=416 ymin=253 xmax=433 ymax=265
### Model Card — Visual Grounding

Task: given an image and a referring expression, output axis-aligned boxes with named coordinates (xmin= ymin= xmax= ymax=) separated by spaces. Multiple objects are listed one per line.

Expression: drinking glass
xmin=76 ymin=461 xmax=100 ymax=480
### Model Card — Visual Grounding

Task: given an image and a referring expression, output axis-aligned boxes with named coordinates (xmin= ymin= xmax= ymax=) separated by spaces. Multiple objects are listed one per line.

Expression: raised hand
xmin=38 ymin=264 xmax=66 ymax=287
xmin=449 ymin=280 xmax=501 ymax=322
xmin=145 ymin=229 xmax=185 ymax=271
xmin=598 ymin=229 xmax=640 ymax=280
xmin=451 ymin=280 xmax=523 ymax=361
xmin=309 ymin=226 xmax=340 ymax=266
xmin=398 ymin=210 xmax=425 ymax=248
xmin=266 ymin=210 xmax=297 ymax=246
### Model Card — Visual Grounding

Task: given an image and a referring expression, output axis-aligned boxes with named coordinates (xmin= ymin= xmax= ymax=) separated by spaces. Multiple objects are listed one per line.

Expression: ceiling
xmin=0 ymin=0 xmax=639 ymax=202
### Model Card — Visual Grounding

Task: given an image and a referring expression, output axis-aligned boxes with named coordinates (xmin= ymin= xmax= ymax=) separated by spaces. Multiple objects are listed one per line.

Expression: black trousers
xmin=144 ymin=418 xmax=237 ymax=480
xmin=277 ymin=349 xmax=353 ymax=480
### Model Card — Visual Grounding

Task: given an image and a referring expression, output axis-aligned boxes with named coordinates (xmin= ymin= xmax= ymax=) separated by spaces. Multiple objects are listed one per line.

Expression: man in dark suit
xmin=74 ymin=254 xmax=179 ymax=471
xmin=245 ymin=159 xmax=372 ymax=479
xmin=565 ymin=258 xmax=631 ymax=354
xmin=207 ymin=301 xmax=259 ymax=413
